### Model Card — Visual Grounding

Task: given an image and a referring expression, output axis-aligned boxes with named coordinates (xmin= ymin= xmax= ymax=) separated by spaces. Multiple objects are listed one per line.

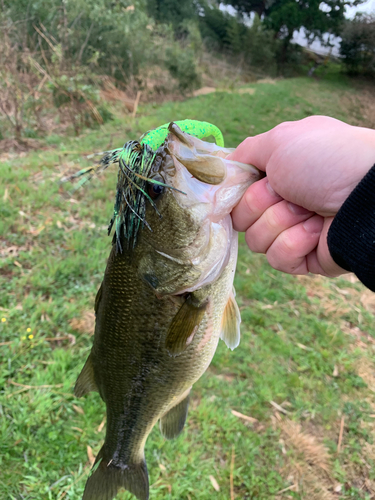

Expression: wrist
xmin=327 ymin=163 xmax=375 ymax=291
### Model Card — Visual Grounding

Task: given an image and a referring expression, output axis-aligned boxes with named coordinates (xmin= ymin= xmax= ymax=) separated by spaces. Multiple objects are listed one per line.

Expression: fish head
xmin=137 ymin=123 xmax=262 ymax=296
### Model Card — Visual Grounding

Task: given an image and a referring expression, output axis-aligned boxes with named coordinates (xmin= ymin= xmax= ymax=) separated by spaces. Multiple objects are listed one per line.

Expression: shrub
xmin=199 ymin=4 xmax=232 ymax=51
xmin=165 ymin=45 xmax=201 ymax=92
xmin=2 ymin=0 xmax=157 ymax=82
xmin=244 ymin=15 xmax=277 ymax=74
xmin=0 ymin=19 xmax=113 ymax=142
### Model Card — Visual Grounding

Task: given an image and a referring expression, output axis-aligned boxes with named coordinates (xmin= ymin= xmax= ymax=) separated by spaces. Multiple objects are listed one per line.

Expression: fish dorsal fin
xmin=160 ymin=389 xmax=191 ymax=439
xmin=220 ymin=289 xmax=241 ymax=350
xmin=94 ymin=283 xmax=102 ymax=315
xmin=74 ymin=353 xmax=99 ymax=397
xmin=165 ymin=295 xmax=208 ymax=356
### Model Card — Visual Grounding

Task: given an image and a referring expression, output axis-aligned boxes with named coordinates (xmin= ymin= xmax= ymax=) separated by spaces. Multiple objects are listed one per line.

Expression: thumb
xmin=227 ymin=133 xmax=272 ymax=172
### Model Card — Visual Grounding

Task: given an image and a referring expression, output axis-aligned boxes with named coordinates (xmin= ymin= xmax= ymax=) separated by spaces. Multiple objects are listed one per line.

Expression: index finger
xmin=232 ymin=176 xmax=283 ymax=231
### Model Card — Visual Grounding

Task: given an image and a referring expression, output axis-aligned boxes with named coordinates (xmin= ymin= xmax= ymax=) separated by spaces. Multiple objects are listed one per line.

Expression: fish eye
xmin=147 ymin=181 xmax=165 ymax=200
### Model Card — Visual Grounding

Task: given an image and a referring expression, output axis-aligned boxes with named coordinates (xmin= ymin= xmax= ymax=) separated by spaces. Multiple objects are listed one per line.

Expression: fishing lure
xmin=141 ymin=119 xmax=224 ymax=150
xmin=65 ymin=119 xmax=225 ymax=251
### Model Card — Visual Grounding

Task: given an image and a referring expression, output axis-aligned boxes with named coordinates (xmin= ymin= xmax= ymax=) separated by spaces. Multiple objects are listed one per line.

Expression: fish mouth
xmin=165 ymin=127 xmax=261 ymax=223
xmin=145 ymin=128 xmax=262 ymax=295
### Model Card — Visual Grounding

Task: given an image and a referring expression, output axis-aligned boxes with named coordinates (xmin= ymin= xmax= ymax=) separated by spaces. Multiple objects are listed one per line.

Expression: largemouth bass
xmin=75 ymin=123 xmax=260 ymax=500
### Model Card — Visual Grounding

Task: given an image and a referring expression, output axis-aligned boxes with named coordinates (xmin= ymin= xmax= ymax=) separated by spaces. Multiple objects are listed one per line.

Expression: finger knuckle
xmin=266 ymin=233 xmax=299 ymax=272
xmin=266 ymin=251 xmax=285 ymax=272
xmin=243 ymin=136 xmax=254 ymax=148
xmin=270 ymin=121 xmax=292 ymax=144
xmin=242 ymin=184 xmax=262 ymax=216
xmin=263 ymin=206 xmax=283 ymax=231
xmin=245 ymin=229 xmax=265 ymax=253
xmin=279 ymin=231 xmax=297 ymax=254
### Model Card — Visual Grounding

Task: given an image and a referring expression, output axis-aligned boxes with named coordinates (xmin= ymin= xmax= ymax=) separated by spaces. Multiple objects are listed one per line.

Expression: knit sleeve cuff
xmin=327 ymin=164 xmax=375 ymax=292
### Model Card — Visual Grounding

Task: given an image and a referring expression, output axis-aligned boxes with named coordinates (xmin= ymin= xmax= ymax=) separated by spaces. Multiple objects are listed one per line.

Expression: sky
xmin=294 ymin=0 xmax=375 ymax=56
xmin=346 ymin=0 xmax=375 ymax=18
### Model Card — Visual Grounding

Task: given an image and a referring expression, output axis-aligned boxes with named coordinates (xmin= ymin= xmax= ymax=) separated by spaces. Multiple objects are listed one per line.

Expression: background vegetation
xmin=1 ymin=1 xmax=375 ymax=500
xmin=1 ymin=0 xmax=374 ymax=146
xmin=1 ymin=74 xmax=375 ymax=499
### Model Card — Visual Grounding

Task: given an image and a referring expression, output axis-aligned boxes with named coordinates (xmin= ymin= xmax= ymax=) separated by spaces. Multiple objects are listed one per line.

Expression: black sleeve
xmin=327 ymin=164 xmax=375 ymax=292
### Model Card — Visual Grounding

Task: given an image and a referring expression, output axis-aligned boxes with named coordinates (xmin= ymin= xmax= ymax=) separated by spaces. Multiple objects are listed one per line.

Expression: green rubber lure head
xmin=141 ymin=119 xmax=224 ymax=150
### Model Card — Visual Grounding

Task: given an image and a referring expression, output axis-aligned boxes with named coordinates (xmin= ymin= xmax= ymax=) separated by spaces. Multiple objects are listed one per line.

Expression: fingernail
xmin=266 ymin=180 xmax=282 ymax=198
xmin=288 ymin=202 xmax=311 ymax=215
xmin=303 ymin=216 xmax=324 ymax=233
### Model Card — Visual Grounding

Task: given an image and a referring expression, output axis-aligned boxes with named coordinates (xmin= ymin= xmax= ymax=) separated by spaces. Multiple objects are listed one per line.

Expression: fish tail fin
xmin=82 ymin=447 xmax=149 ymax=500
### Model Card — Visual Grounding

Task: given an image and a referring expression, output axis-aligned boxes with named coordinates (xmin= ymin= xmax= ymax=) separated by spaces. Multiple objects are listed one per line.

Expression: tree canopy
xmin=224 ymin=0 xmax=365 ymax=44
xmin=340 ymin=14 xmax=375 ymax=75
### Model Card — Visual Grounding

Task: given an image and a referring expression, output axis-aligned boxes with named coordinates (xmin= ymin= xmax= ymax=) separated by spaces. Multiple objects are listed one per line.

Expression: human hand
xmin=229 ymin=116 xmax=375 ymax=276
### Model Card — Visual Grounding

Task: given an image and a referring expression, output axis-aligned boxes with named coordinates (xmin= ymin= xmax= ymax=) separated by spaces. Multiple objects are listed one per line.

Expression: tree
xmin=224 ymin=0 xmax=365 ymax=50
xmin=340 ymin=14 xmax=375 ymax=75
xmin=146 ymin=0 xmax=197 ymax=30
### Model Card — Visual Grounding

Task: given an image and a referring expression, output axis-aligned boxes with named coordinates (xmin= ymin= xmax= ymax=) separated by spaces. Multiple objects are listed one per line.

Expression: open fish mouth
xmin=143 ymin=125 xmax=262 ymax=295
xmin=165 ymin=123 xmax=260 ymax=222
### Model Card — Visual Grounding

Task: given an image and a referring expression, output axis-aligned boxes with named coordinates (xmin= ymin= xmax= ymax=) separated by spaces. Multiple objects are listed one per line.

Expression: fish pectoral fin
xmin=165 ymin=295 xmax=208 ymax=356
xmin=83 ymin=447 xmax=149 ymax=500
xmin=160 ymin=390 xmax=191 ymax=439
xmin=74 ymin=354 xmax=99 ymax=397
xmin=220 ymin=289 xmax=241 ymax=350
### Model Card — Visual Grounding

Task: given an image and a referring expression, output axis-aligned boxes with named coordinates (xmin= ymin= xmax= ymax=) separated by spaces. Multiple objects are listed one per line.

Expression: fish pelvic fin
xmin=74 ymin=354 xmax=98 ymax=397
xmin=220 ymin=288 xmax=241 ymax=350
xmin=82 ymin=447 xmax=149 ymax=500
xmin=160 ymin=389 xmax=190 ymax=440
xmin=165 ymin=295 xmax=208 ymax=356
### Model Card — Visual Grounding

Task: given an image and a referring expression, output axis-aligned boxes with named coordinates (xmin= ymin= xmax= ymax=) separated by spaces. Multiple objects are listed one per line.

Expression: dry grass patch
xmin=275 ymin=417 xmax=340 ymax=499
xmin=342 ymin=86 xmax=375 ymax=129
xmin=70 ymin=310 xmax=95 ymax=335
xmin=356 ymin=357 xmax=375 ymax=393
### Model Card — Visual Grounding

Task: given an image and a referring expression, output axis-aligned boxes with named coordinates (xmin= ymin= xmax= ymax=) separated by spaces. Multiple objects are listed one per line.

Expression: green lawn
xmin=1 ymin=75 xmax=375 ymax=500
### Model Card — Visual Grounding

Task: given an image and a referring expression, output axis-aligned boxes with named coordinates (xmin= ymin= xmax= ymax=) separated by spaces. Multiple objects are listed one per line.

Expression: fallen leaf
xmin=209 ymin=475 xmax=220 ymax=492
xmin=87 ymin=445 xmax=95 ymax=466
xmin=72 ymin=404 xmax=84 ymax=415
xmin=97 ymin=417 xmax=106 ymax=433
xmin=296 ymin=343 xmax=313 ymax=351
xmin=270 ymin=401 xmax=289 ymax=414
xmin=231 ymin=409 xmax=258 ymax=424
xmin=159 ymin=463 xmax=166 ymax=471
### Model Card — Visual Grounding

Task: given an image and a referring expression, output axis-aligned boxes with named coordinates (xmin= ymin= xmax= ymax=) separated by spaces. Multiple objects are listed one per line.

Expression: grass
xmin=1 ymin=74 xmax=375 ymax=500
